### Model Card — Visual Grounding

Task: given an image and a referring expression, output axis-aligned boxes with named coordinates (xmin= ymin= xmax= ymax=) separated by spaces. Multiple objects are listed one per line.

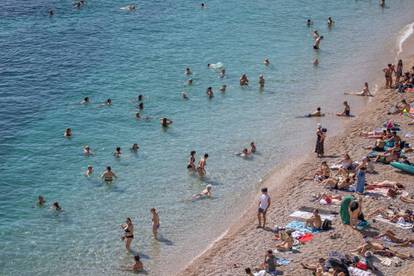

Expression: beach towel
xmin=297 ymin=233 xmax=313 ymax=243
xmin=365 ymin=187 xmax=390 ymax=197
xmin=375 ymin=256 xmax=402 ymax=267
xmin=276 ymin=258 xmax=290 ymax=266
xmin=285 ymin=221 xmax=320 ymax=233
xmin=374 ymin=215 xmax=413 ymax=229
xmin=348 ymin=267 xmax=373 ymax=276
xmin=340 ymin=195 xmax=354 ymax=225
xmin=289 ymin=210 xmax=336 ymax=221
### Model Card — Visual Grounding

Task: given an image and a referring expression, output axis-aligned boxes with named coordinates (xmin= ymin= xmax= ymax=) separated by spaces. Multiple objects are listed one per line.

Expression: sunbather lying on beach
xmin=300 ymin=258 xmax=325 ymax=276
xmin=388 ymin=99 xmax=411 ymax=115
xmin=363 ymin=138 xmax=385 ymax=152
xmin=322 ymin=176 xmax=353 ymax=190
xmin=369 ymin=207 xmax=413 ymax=223
xmin=400 ymin=195 xmax=414 ymax=204
xmin=312 ymin=193 xmax=342 ymax=204
xmin=352 ymin=241 xmax=412 ymax=260
xmin=366 ymin=180 xmax=404 ymax=190
xmin=275 ymin=230 xmax=294 ymax=251
xmin=376 ymin=230 xmax=414 ymax=247
xmin=337 ymin=153 xmax=356 ymax=172
xmin=360 ymin=129 xmax=387 ymax=139
xmin=375 ymin=146 xmax=401 ymax=164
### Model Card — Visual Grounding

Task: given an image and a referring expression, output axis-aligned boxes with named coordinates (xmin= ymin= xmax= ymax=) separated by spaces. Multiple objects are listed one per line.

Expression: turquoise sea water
xmin=1 ymin=0 xmax=414 ymax=275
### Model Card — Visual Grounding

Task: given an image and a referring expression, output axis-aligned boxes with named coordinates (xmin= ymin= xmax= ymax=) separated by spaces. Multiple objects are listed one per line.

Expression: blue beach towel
xmin=276 ymin=258 xmax=290 ymax=266
xmin=285 ymin=220 xmax=320 ymax=233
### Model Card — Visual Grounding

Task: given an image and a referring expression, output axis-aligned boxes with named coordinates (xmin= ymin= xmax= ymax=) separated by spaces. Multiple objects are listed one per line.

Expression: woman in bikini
xmin=187 ymin=151 xmax=196 ymax=171
xmin=121 ymin=217 xmax=134 ymax=250
xmin=197 ymin=153 xmax=208 ymax=177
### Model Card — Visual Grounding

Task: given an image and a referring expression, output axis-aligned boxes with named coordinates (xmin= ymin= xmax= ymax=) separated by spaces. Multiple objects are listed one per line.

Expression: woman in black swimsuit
xmin=121 ymin=217 xmax=134 ymax=250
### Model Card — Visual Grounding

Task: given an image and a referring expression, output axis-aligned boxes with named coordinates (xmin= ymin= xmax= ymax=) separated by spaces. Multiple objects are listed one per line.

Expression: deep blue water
xmin=1 ymin=0 xmax=414 ymax=275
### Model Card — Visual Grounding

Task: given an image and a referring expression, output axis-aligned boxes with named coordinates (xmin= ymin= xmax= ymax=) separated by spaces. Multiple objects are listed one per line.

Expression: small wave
xmin=397 ymin=22 xmax=414 ymax=57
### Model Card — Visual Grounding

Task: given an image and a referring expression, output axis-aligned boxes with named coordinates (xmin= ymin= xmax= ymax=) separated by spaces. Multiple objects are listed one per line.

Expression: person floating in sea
xmin=102 ymin=98 xmax=112 ymax=106
xmin=259 ymin=75 xmax=265 ymax=88
xmin=306 ymin=19 xmax=313 ymax=26
xmin=151 ymin=208 xmax=160 ymax=239
xmin=192 ymin=184 xmax=212 ymax=200
xmin=48 ymin=9 xmax=54 ymax=16
xmin=181 ymin=92 xmax=189 ymax=99
xmin=113 ymin=147 xmax=122 ymax=158
xmin=121 ymin=217 xmax=134 ymax=251
xmin=313 ymin=35 xmax=324 ymax=50
xmin=240 ymin=74 xmax=249 ymax=86
xmin=37 ymin=196 xmax=46 ymax=207
xmin=257 ymin=187 xmax=271 ymax=228
xmin=264 ymin=58 xmax=270 ymax=66
xmin=206 ymin=87 xmax=214 ymax=98
xmin=197 ymin=153 xmax=208 ymax=177
xmin=219 ymin=68 xmax=225 ymax=78
xmin=51 ymin=202 xmax=62 ymax=211
xmin=336 ymin=101 xmax=351 ymax=117
xmin=131 ymin=143 xmax=139 ymax=152
xmin=219 ymin=85 xmax=227 ymax=93
xmin=306 ymin=107 xmax=324 ymax=117
xmin=101 ymin=166 xmax=117 ymax=182
xmin=327 ymin=17 xmax=335 ymax=27
xmin=201 ymin=3 xmax=206 ymax=8
xmin=81 ymin=97 xmax=90 ymax=104
xmin=160 ymin=117 xmax=173 ymax=127
xmin=345 ymin=82 xmax=373 ymax=96
xmin=185 ymin=67 xmax=192 ymax=75
xmin=187 ymin=150 xmax=196 ymax=171
xmin=85 ymin=165 xmax=93 ymax=176
xmin=83 ymin=145 xmax=93 ymax=156
xmin=64 ymin=128 xmax=72 ymax=137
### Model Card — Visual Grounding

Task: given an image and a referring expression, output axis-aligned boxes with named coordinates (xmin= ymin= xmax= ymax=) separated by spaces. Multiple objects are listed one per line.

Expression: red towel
xmin=298 ymin=233 xmax=313 ymax=243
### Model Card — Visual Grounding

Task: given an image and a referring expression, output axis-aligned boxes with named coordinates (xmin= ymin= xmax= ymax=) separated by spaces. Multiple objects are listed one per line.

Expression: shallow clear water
xmin=1 ymin=0 xmax=414 ymax=275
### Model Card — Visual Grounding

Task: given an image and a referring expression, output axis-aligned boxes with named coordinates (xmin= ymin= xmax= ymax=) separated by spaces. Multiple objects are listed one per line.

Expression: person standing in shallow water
xmin=151 ymin=208 xmax=160 ymax=239
xmin=121 ymin=217 xmax=134 ymax=250
xmin=257 ymin=188 xmax=271 ymax=228
xmin=197 ymin=153 xmax=208 ymax=177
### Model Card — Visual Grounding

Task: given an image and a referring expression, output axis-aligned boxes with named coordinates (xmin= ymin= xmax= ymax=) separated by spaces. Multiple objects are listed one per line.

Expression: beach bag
xmin=322 ymin=219 xmax=332 ymax=230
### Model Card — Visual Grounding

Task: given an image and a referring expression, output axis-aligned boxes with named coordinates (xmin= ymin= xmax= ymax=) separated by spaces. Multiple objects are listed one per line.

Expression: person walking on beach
xmin=121 ymin=217 xmax=134 ymax=251
xmin=383 ymin=64 xmax=394 ymax=88
xmin=151 ymin=208 xmax=160 ymax=239
xmin=257 ymin=188 xmax=271 ymax=228
xmin=315 ymin=126 xmax=326 ymax=158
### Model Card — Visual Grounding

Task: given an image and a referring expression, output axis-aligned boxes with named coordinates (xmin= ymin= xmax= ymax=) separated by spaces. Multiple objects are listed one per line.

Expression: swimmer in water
xmin=104 ymin=98 xmax=112 ymax=106
xmin=181 ymin=92 xmax=189 ymax=99
xmin=313 ymin=36 xmax=323 ymax=50
xmin=51 ymin=202 xmax=62 ymax=211
xmin=219 ymin=69 xmax=226 ymax=78
xmin=128 ymin=5 xmax=136 ymax=11
xmin=306 ymin=107 xmax=325 ymax=117
xmin=201 ymin=3 xmax=206 ymax=8
xmin=250 ymin=142 xmax=256 ymax=153
xmin=219 ymin=85 xmax=227 ymax=93
xmin=131 ymin=143 xmax=139 ymax=152
xmin=160 ymin=117 xmax=173 ymax=127
xmin=313 ymin=30 xmax=320 ymax=40
xmin=259 ymin=75 xmax=265 ymax=88
xmin=151 ymin=208 xmax=160 ymax=239
xmin=239 ymin=148 xmax=251 ymax=157
xmin=64 ymin=128 xmax=72 ymax=137
xmin=81 ymin=97 xmax=90 ymax=104
xmin=206 ymin=87 xmax=214 ymax=98
xmin=37 ymin=196 xmax=46 ymax=207
xmin=114 ymin=147 xmax=122 ymax=158
xmin=307 ymin=19 xmax=313 ymax=26
xmin=101 ymin=166 xmax=117 ymax=182
xmin=121 ymin=217 xmax=134 ymax=250
xmin=327 ymin=17 xmax=334 ymax=27
xmin=197 ymin=153 xmax=208 ymax=177
xmin=83 ymin=145 xmax=93 ymax=156
xmin=240 ymin=74 xmax=249 ymax=86
xmin=264 ymin=58 xmax=270 ymax=66
xmin=121 ymin=255 xmax=143 ymax=272
xmin=138 ymin=102 xmax=144 ymax=110
xmin=193 ymin=184 xmax=212 ymax=199
xmin=187 ymin=79 xmax=193 ymax=85
xmin=380 ymin=0 xmax=385 ymax=7
xmin=185 ymin=67 xmax=192 ymax=75
xmin=135 ymin=112 xmax=141 ymax=119
xmin=187 ymin=150 xmax=196 ymax=171
xmin=85 ymin=165 xmax=93 ymax=176
xmin=313 ymin=58 xmax=319 ymax=66
xmin=48 ymin=9 xmax=54 ymax=16
xmin=138 ymin=95 xmax=143 ymax=102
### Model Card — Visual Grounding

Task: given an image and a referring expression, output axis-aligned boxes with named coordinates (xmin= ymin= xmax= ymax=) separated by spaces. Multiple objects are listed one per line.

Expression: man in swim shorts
xmin=257 ymin=188 xmax=271 ymax=228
